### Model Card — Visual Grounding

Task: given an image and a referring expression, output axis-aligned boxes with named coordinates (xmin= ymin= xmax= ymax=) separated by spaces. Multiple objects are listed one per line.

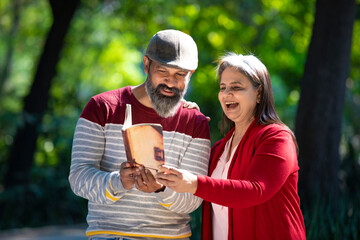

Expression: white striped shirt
xmin=69 ymin=87 xmax=211 ymax=239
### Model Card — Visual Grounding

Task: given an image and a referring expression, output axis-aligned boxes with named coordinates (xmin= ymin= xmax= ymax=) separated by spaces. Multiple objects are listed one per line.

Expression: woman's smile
xmin=225 ymin=101 xmax=239 ymax=109
xmin=218 ymin=68 xmax=259 ymax=124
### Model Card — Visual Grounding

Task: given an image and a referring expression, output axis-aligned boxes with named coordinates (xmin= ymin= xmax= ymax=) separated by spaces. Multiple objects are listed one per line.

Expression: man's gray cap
xmin=145 ymin=29 xmax=198 ymax=71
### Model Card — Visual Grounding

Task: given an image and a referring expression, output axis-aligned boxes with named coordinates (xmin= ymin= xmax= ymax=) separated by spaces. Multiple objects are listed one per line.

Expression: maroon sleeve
xmin=193 ymin=114 xmax=211 ymax=140
xmin=80 ymin=97 xmax=108 ymax=127
xmin=195 ymin=129 xmax=298 ymax=209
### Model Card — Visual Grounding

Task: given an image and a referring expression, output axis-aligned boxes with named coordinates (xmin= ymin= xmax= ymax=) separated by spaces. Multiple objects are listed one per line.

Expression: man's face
xmin=144 ymin=58 xmax=191 ymax=118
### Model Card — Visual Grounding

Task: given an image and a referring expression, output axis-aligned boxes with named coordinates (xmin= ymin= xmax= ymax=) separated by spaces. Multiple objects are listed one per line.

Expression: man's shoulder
xmin=91 ymin=86 xmax=131 ymax=105
xmin=79 ymin=86 xmax=132 ymax=126
xmin=170 ymin=104 xmax=210 ymax=139
xmin=178 ymin=103 xmax=208 ymax=123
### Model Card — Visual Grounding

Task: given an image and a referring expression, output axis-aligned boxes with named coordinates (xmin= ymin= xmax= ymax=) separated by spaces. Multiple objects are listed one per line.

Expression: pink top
xmin=211 ymin=133 xmax=236 ymax=240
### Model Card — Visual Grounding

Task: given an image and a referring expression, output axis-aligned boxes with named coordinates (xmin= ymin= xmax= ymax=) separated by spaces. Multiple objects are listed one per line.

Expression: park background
xmin=0 ymin=0 xmax=359 ymax=239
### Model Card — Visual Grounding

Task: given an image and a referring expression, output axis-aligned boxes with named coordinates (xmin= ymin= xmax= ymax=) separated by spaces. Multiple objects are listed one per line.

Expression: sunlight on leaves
xmin=169 ymin=16 xmax=186 ymax=29
xmin=268 ymin=27 xmax=280 ymax=43
xmin=253 ymin=14 xmax=266 ymax=26
xmin=97 ymin=37 xmax=143 ymax=88
xmin=288 ymin=90 xmax=300 ymax=105
xmin=208 ymin=31 xmax=224 ymax=49
xmin=217 ymin=14 xmax=235 ymax=30
xmin=185 ymin=4 xmax=200 ymax=18
xmin=44 ymin=140 xmax=54 ymax=153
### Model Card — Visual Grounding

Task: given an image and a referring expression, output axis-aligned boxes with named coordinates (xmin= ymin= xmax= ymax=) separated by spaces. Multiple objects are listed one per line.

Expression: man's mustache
xmin=156 ymin=84 xmax=181 ymax=95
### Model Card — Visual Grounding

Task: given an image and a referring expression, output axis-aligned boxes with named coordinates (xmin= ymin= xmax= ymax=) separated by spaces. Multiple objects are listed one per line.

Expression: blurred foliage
xmin=0 ymin=0 xmax=359 ymax=238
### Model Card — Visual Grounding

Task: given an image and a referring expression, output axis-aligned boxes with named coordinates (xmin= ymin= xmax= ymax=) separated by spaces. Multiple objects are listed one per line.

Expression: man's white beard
xmin=145 ymin=75 xmax=187 ymax=118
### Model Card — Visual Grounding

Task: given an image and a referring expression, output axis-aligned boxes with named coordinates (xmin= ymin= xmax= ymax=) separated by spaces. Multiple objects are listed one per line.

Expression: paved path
xmin=0 ymin=224 xmax=88 ymax=240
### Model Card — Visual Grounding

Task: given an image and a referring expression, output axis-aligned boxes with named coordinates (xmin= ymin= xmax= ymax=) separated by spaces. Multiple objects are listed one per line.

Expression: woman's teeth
xmin=225 ymin=102 xmax=238 ymax=108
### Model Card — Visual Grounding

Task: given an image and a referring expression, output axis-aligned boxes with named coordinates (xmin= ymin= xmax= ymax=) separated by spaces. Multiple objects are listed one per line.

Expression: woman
xmin=156 ymin=53 xmax=306 ymax=240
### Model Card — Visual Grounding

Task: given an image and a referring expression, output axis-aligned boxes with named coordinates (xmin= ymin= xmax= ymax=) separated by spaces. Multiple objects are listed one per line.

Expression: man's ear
xmin=143 ymin=56 xmax=150 ymax=74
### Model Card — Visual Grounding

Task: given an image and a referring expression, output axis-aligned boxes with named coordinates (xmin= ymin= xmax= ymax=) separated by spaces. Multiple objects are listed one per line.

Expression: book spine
xmin=122 ymin=130 xmax=135 ymax=167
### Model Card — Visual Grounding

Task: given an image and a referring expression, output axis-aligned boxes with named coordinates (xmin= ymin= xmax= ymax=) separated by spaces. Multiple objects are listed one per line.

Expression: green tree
xmin=3 ymin=0 xmax=80 ymax=189
xmin=295 ymin=0 xmax=357 ymax=206
xmin=0 ymin=0 xmax=20 ymax=94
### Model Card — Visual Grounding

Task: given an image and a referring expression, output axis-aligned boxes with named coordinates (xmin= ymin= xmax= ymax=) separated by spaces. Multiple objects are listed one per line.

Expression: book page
xmin=122 ymin=104 xmax=132 ymax=130
xmin=122 ymin=103 xmax=165 ymax=175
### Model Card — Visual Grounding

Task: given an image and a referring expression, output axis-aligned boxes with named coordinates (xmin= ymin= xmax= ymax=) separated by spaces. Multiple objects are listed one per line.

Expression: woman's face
xmin=218 ymin=67 xmax=260 ymax=125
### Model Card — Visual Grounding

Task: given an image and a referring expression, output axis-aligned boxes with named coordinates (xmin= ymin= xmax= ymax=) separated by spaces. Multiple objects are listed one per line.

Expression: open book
xmin=122 ymin=104 xmax=165 ymax=175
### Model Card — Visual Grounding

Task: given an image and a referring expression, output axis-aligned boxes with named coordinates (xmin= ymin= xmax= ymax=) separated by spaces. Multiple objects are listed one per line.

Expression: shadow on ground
xmin=0 ymin=224 xmax=88 ymax=240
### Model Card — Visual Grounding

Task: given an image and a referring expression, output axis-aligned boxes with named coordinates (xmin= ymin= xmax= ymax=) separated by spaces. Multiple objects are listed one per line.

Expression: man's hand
xmin=135 ymin=166 xmax=164 ymax=193
xmin=156 ymin=166 xmax=198 ymax=194
xmin=120 ymin=162 xmax=138 ymax=190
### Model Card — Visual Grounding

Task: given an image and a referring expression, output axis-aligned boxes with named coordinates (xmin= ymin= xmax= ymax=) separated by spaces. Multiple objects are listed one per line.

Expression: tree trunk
xmin=295 ymin=0 xmax=356 ymax=206
xmin=4 ymin=0 xmax=80 ymax=189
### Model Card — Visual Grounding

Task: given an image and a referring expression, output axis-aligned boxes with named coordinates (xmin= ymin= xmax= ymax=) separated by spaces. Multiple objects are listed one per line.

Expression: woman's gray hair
xmin=216 ymin=52 xmax=298 ymax=154
xmin=216 ymin=53 xmax=267 ymax=89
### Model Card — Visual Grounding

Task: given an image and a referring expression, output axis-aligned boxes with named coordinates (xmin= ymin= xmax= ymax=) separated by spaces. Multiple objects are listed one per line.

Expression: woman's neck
xmin=230 ymin=117 xmax=254 ymax=154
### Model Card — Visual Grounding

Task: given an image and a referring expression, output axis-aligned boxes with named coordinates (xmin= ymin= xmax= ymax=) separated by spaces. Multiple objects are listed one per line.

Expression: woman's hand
xmin=182 ymin=100 xmax=201 ymax=111
xmin=182 ymin=100 xmax=211 ymax=122
xmin=156 ymin=166 xmax=198 ymax=194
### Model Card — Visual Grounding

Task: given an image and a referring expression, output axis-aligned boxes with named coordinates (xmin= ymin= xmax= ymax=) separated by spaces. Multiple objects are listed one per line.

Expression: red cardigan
xmin=195 ymin=120 xmax=306 ymax=240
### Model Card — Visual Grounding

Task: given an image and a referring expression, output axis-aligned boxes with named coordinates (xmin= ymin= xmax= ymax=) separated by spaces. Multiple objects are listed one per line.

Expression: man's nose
xmin=164 ymin=77 xmax=178 ymax=88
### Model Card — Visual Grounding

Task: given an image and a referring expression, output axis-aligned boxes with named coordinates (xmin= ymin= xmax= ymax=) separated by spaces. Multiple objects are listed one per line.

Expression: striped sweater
xmin=69 ymin=86 xmax=211 ymax=239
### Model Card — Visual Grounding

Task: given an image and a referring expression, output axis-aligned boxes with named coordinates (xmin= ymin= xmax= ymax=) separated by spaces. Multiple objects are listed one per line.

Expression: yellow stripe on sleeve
xmin=158 ymin=202 xmax=172 ymax=208
xmin=106 ymin=189 xmax=120 ymax=202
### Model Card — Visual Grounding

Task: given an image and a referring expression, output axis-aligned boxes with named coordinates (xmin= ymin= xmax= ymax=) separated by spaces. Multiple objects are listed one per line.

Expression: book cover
xmin=122 ymin=104 xmax=165 ymax=175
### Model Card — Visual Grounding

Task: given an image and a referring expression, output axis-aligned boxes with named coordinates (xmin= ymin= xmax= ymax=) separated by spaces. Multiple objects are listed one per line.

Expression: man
xmin=69 ymin=29 xmax=211 ymax=240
